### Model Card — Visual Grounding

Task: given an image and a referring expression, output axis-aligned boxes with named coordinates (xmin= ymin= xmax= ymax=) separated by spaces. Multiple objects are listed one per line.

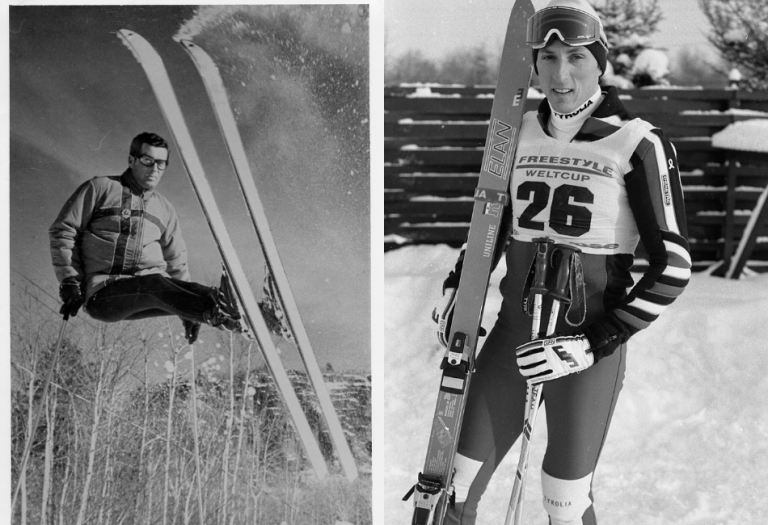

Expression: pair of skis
xmin=117 ymin=30 xmax=357 ymax=481
xmin=407 ymin=1 xmax=534 ymax=524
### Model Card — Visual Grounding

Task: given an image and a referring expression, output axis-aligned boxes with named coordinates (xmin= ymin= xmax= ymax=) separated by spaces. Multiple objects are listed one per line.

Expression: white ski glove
xmin=432 ymin=288 xmax=457 ymax=347
xmin=516 ymin=335 xmax=594 ymax=384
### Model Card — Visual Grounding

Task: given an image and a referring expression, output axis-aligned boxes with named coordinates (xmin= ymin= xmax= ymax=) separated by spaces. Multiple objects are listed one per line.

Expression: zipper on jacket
xmin=131 ymin=193 xmax=146 ymax=273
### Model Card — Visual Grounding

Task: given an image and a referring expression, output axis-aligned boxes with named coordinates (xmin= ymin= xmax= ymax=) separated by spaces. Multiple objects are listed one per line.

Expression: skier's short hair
xmin=130 ymin=132 xmax=170 ymax=157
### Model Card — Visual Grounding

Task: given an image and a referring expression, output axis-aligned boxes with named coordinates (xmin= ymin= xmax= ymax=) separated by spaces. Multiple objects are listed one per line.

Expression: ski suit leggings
xmin=85 ymin=274 xmax=215 ymax=323
xmin=445 ymin=311 xmax=626 ymax=525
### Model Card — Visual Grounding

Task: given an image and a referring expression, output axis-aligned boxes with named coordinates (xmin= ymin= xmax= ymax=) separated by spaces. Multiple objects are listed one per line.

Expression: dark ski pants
xmin=445 ymin=312 xmax=626 ymax=525
xmin=85 ymin=274 xmax=215 ymax=323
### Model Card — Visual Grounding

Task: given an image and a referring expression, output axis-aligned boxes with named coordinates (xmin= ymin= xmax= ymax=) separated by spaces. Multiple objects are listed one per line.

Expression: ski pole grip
xmin=531 ymin=237 xmax=553 ymax=295
xmin=551 ymin=245 xmax=580 ymax=304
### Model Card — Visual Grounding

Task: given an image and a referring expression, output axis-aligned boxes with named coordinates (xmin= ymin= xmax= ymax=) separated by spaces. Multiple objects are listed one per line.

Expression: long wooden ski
xmin=117 ymin=29 xmax=329 ymax=479
xmin=177 ymin=38 xmax=358 ymax=481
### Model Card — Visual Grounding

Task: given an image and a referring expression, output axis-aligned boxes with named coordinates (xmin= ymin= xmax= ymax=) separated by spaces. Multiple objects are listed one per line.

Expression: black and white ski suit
xmin=443 ymin=87 xmax=691 ymax=525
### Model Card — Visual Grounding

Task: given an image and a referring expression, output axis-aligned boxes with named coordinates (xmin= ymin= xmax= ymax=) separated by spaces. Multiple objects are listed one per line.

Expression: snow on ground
xmin=384 ymin=245 xmax=768 ymax=524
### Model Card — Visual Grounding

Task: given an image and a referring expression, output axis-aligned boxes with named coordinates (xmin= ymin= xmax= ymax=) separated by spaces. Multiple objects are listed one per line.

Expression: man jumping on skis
xmin=431 ymin=1 xmax=691 ymax=523
xmin=50 ymin=132 xmax=244 ymax=344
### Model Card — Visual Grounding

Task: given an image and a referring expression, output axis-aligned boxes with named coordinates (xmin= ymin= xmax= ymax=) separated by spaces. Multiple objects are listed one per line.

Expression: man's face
xmin=536 ymin=39 xmax=601 ymax=115
xmin=129 ymin=144 xmax=169 ymax=191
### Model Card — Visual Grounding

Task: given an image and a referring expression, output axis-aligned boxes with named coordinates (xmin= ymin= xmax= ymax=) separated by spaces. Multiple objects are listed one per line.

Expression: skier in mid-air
xmin=50 ymin=132 xmax=244 ymax=344
xmin=431 ymin=1 xmax=691 ymax=523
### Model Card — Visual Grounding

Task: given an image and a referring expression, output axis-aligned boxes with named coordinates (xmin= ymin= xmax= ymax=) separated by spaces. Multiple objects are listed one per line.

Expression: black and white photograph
xmin=6 ymin=0 xmax=768 ymax=524
xmin=385 ymin=0 xmax=768 ymax=524
xmin=7 ymin=5 xmax=371 ymax=525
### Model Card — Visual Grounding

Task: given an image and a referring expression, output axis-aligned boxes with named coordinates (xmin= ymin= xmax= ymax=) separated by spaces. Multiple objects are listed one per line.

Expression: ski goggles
xmin=527 ymin=7 xmax=605 ymax=49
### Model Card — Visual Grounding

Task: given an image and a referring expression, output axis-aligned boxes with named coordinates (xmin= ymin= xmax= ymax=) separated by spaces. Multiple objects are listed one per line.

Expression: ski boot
xmin=204 ymin=268 xmax=249 ymax=337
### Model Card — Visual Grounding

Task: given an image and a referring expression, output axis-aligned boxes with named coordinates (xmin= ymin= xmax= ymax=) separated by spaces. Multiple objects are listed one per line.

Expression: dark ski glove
xmin=59 ymin=277 xmax=84 ymax=317
xmin=183 ymin=319 xmax=201 ymax=344
xmin=582 ymin=311 xmax=630 ymax=362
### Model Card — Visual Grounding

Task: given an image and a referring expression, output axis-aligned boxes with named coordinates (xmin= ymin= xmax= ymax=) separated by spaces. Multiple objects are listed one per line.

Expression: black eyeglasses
xmin=136 ymin=155 xmax=169 ymax=170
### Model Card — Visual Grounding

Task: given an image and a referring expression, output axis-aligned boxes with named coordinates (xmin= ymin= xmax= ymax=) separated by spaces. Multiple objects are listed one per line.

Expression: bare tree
xmin=385 ymin=49 xmax=440 ymax=84
xmin=438 ymin=46 xmax=498 ymax=86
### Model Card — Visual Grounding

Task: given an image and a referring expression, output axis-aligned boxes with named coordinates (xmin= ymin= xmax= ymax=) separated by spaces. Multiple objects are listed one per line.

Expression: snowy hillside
xmin=384 ymin=245 xmax=768 ymax=524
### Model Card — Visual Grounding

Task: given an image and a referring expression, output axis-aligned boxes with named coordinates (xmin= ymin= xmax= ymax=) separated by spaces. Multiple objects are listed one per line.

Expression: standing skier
xmin=431 ymin=1 xmax=691 ymax=523
xmin=49 ymin=132 xmax=244 ymax=343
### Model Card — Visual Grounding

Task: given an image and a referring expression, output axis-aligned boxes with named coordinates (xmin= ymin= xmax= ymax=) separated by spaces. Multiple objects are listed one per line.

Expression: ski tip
xmin=116 ymin=28 xmax=132 ymax=43
xmin=178 ymin=39 xmax=212 ymax=59
xmin=117 ymin=28 xmax=139 ymax=41
xmin=117 ymin=29 xmax=142 ymax=60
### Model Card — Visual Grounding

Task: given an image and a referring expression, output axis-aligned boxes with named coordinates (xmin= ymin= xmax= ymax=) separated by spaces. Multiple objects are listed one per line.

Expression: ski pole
xmin=529 ymin=238 xmax=553 ymax=340
xmin=505 ymin=238 xmax=552 ymax=525
xmin=12 ymin=312 xmax=69 ymax=515
xmin=505 ymin=242 xmax=576 ymax=525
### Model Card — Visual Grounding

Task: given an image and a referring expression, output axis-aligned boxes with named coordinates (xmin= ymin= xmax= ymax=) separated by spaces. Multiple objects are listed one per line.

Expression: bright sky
xmin=385 ymin=0 xmax=717 ymax=63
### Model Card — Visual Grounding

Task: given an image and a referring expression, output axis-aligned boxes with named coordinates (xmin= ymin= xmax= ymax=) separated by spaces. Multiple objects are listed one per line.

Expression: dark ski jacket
xmin=444 ymin=86 xmax=691 ymax=361
xmin=49 ymin=169 xmax=190 ymax=301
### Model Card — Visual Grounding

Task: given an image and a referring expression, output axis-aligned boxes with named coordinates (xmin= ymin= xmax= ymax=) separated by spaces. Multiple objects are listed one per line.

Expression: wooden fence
xmin=385 ymin=86 xmax=768 ymax=274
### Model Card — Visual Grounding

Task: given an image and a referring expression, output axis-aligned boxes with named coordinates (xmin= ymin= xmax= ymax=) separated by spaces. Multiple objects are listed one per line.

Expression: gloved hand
xmin=516 ymin=334 xmax=594 ymax=384
xmin=59 ymin=277 xmax=84 ymax=317
xmin=432 ymin=287 xmax=486 ymax=347
xmin=582 ymin=312 xmax=630 ymax=362
xmin=432 ymin=288 xmax=457 ymax=347
xmin=183 ymin=319 xmax=201 ymax=344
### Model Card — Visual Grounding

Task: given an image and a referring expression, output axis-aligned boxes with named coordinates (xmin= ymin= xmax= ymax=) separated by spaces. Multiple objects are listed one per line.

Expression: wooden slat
xmin=385 ymin=148 xmax=483 ymax=167
xmin=386 ymin=199 xmax=473 ymax=217
xmin=385 ymin=224 xmax=469 ymax=244
xmin=385 ymin=173 xmax=479 ymax=194
xmin=386 ymin=96 xmax=494 ymax=115
xmin=386 ymin=85 xmax=496 ymax=97
xmin=618 ymin=88 xmax=739 ymax=101
xmin=386 ymin=121 xmax=488 ymax=140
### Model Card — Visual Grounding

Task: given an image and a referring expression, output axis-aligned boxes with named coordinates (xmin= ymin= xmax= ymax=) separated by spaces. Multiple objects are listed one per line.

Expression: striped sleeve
xmin=615 ymin=130 xmax=691 ymax=334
